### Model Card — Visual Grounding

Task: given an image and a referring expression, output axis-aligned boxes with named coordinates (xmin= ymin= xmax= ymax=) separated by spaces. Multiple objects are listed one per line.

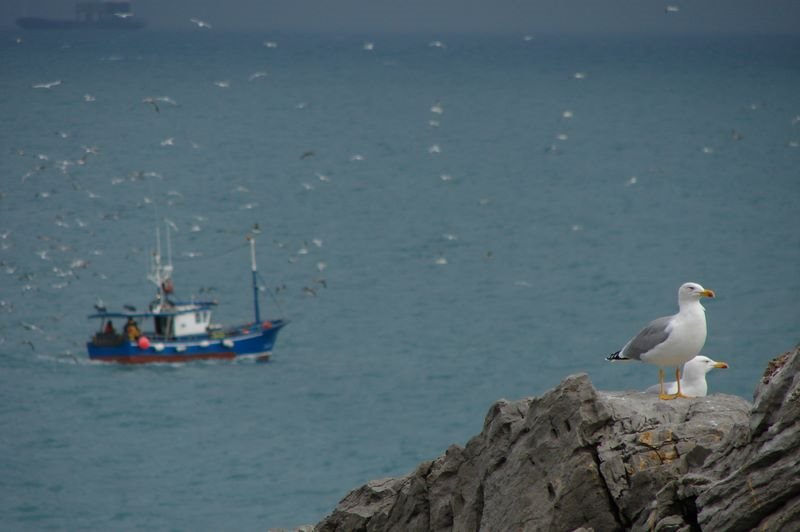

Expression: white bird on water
xmin=645 ymin=355 xmax=728 ymax=397
xmin=607 ymin=282 xmax=716 ymax=400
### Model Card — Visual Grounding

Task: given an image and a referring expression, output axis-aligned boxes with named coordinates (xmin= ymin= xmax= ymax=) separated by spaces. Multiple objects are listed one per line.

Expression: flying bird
xmin=189 ymin=18 xmax=212 ymax=29
xmin=32 ymin=80 xmax=62 ymax=89
xmin=142 ymin=97 xmax=160 ymax=112
xmin=607 ymin=282 xmax=715 ymax=400
xmin=645 ymin=355 xmax=728 ymax=397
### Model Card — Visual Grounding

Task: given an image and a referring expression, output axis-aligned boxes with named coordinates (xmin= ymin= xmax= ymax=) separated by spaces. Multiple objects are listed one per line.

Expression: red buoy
xmin=137 ymin=336 xmax=151 ymax=349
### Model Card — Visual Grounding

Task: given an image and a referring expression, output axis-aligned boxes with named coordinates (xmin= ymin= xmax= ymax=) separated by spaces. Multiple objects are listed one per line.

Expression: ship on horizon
xmin=17 ymin=1 xmax=145 ymax=30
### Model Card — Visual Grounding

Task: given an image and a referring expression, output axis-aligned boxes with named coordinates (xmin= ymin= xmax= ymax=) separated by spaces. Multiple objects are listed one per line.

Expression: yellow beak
xmin=700 ymin=289 xmax=715 ymax=298
xmin=713 ymin=361 xmax=729 ymax=369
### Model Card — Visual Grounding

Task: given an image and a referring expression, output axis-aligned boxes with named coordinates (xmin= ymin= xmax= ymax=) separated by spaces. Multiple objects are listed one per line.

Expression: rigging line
xmin=256 ymin=271 xmax=288 ymax=317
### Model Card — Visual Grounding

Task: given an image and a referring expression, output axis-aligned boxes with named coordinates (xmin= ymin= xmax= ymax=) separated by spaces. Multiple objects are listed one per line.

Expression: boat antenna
xmin=166 ymin=222 xmax=173 ymax=272
xmin=247 ymin=234 xmax=261 ymax=324
xmin=147 ymin=223 xmax=174 ymax=298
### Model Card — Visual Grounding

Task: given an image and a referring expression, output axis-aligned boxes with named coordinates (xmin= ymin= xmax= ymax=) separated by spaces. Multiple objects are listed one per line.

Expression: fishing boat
xmin=87 ymin=229 xmax=288 ymax=363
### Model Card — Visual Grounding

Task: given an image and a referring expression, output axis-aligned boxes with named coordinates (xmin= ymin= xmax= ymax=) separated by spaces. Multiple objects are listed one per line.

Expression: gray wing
xmin=620 ymin=315 xmax=673 ymax=360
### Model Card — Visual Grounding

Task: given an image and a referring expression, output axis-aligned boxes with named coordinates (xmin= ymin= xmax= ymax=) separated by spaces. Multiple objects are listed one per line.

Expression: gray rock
xmin=315 ymin=347 xmax=799 ymax=531
xmin=694 ymin=346 xmax=800 ymax=531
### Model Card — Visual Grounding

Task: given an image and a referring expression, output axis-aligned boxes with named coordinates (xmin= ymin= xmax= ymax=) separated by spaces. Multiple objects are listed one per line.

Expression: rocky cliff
xmin=315 ymin=346 xmax=799 ymax=531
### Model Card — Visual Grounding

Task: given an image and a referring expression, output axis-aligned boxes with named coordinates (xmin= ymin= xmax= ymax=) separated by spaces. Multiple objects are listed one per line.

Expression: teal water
xmin=1 ymin=31 xmax=798 ymax=529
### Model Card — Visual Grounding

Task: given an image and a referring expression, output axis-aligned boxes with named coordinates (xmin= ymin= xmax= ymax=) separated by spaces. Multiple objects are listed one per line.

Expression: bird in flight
xmin=190 ymin=18 xmax=212 ymax=29
xmin=33 ymin=80 xmax=62 ymax=89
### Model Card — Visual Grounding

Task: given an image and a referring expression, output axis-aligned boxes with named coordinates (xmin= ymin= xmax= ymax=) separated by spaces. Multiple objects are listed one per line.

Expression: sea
xmin=1 ymin=30 xmax=798 ymax=530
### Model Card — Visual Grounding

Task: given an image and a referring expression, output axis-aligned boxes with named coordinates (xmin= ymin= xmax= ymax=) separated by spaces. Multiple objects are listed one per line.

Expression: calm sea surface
xmin=1 ymin=30 xmax=798 ymax=529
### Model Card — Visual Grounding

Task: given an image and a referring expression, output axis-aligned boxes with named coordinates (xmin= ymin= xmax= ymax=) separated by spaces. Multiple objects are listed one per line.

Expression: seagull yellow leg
xmin=675 ymin=367 xmax=689 ymax=398
xmin=658 ymin=368 xmax=675 ymax=400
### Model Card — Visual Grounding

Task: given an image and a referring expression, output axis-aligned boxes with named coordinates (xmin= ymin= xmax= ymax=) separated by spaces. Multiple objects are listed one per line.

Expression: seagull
xmin=142 ymin=97 xmax=160 ymax=112
xmin=94 ymin=298 xmax=107 ymax=313
xmin=114 ymin=12 xmax=133 ymax=18
xmin=33 ymin=80 xmax=62 ymax=89
xmin=665 ymin=5 xmax=680 ymax=13
xmin=607 ymin=282 xmax=715 ymax=400
xmin=190 ymin=18 xmax=212 ymax=29
xmin=645 ymin=355 xmax=728 ymax=397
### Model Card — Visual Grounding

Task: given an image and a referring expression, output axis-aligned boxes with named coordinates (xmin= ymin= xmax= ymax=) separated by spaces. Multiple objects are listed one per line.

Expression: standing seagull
xmin=607 ymin=282 xmax=715 ymax=400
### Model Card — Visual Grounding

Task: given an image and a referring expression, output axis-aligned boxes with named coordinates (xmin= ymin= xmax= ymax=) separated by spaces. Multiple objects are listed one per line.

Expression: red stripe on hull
xmin=94 ymin=352 xmax=237 ymax=364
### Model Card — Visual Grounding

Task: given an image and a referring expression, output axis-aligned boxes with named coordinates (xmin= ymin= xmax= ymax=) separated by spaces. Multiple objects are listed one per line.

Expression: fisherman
xmin=125 ymin=317 xmax=141 ymax=340
xmin=104 ymin=320 xmax=115 ymax=335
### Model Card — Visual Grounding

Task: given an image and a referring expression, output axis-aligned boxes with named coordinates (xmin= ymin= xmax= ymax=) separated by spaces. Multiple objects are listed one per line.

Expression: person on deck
xmin=104 ymin=320 xmax=115 ymax=335
xmin=125 ymin=317 xmax=141 ymax=340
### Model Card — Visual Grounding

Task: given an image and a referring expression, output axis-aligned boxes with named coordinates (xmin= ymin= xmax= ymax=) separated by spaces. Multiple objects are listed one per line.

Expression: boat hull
xmin=87 ymin=320 xmax=287 ymax=364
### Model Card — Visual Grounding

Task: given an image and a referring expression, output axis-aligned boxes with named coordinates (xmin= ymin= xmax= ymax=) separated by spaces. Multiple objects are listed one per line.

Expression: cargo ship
xmin=17 ymin=2 xmax=145 ymax=30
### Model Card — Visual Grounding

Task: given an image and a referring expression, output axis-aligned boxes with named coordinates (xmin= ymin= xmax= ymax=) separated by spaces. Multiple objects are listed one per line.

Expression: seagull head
xmin=679 ymin=282 xmax=715 ymax=302
xmin=682 ymin=356 xmax=729 ymax=385
xmin=687 ymin=355 xmax=729 ymax=373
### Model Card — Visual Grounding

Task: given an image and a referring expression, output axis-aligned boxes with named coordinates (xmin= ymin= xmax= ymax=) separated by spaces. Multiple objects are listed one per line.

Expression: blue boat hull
xmin=87 ymin=320 xmax=287 ymax=364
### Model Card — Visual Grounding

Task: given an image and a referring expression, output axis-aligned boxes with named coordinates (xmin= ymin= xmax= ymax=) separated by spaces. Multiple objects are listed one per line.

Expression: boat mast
xmin=148 ymin=224 xmax=174 ymax=302
xmin=248 ymin=235 xmax=261 ymax=324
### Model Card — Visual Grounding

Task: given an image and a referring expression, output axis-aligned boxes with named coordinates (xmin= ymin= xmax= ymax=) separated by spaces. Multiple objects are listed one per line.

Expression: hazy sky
xmin=2 ymin=0 xmax=799 ymax=34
